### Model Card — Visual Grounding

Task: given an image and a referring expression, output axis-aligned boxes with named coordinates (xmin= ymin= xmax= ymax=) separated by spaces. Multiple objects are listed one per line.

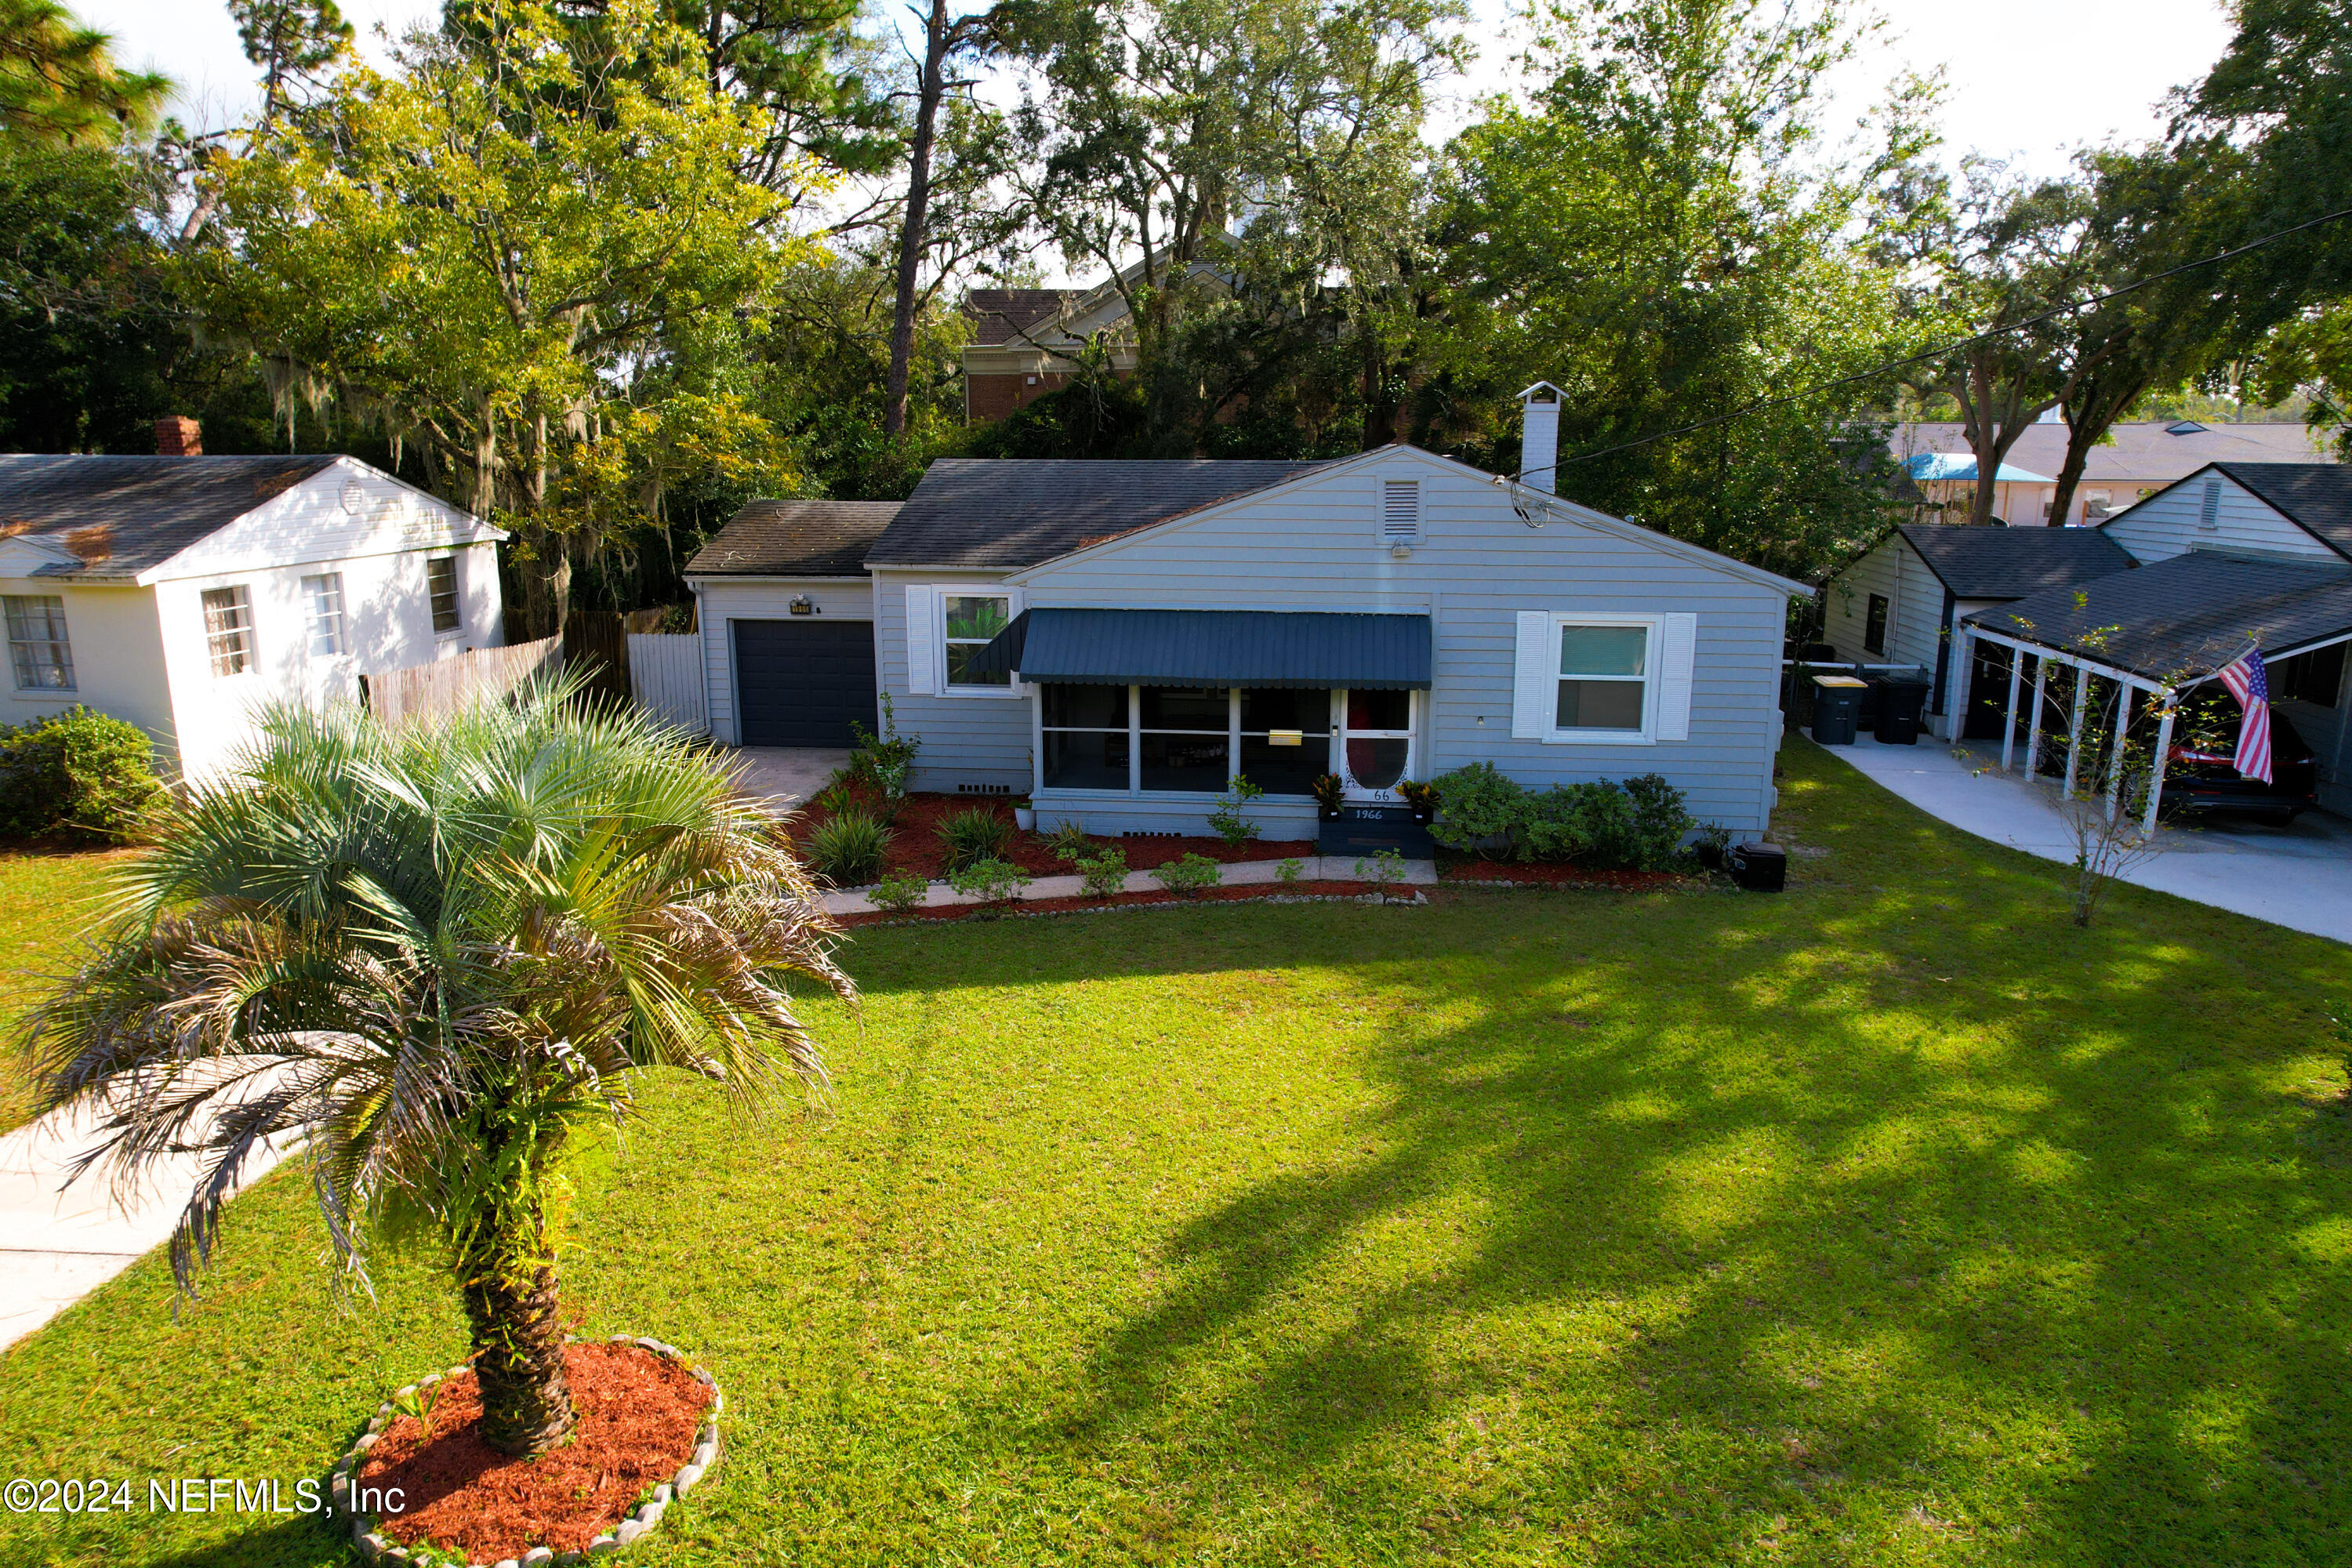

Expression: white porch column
xmin=1945 ymin=628 xmax=1973 ymax=742
xmin=2105 ymin=685 xmax=2135 ymax=822
xmin=2024 ymin=657 xmax=2048 ymax=779
xmin=2142 ymin=696 xmax=2177 ymax=834
xmin=2000 ymin=650 xmax=2024 ymax=771
xmin=2063 ymin=665 xmax=2088 ymax=795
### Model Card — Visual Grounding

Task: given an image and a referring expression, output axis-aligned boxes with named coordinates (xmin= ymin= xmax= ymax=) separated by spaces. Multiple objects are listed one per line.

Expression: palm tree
xmin=20 ymin=684 xmax=853 ymax=1457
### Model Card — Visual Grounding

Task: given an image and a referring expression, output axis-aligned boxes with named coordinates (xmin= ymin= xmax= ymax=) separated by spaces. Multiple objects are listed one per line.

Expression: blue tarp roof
xmin=1905 ymin=452 xmax=2054 ymax=485
xmin=966 ymin=608 xmax=1432 ymax=688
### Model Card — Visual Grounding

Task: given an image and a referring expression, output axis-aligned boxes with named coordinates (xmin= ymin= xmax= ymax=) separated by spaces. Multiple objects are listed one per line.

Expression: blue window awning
xmin=965 ymin=608 xmax=1431 ymax=688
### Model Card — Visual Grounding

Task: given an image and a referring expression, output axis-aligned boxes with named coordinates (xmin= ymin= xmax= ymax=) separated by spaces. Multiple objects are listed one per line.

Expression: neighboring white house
xmin=0 ymin=445 xmax=506 ymax=780
xmin=1892 ymin=419 xmax=2336 ymax=527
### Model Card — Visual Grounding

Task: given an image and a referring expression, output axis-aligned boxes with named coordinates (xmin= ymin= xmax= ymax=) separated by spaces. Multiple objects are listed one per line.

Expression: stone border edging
xmin=334 ymin=1334 xmax=721 ymax=1567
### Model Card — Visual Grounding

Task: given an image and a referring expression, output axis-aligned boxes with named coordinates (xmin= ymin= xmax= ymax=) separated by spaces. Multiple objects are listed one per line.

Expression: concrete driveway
xmin=728 ymin=746 xmax=853 ymax=815
xmin=1822 ymin=733 xmax=2352 ymax=944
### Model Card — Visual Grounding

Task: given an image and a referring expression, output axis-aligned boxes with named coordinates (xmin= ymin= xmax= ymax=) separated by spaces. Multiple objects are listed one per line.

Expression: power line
xmin=1518 ymin=201 xmax=2352 ymax=484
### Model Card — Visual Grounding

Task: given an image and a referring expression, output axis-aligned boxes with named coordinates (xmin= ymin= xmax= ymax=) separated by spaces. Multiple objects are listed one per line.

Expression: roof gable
xmin=0 ymin=455 xmax=339 ymax=576
xmin=2213 ymin=463 xmax=2352 ymax=558
xmin=1894 ymin=523 xmax=2137 ymax=599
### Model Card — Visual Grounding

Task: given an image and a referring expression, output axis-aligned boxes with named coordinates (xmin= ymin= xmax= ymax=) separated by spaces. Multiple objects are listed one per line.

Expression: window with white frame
xmin=943 ymin=593 xmax=1013 ymax=688
xmin=4 ymin=595 xmax=74 ymax=690
xmin=1555 ymin=622 xmax=1651 ymax=733
xmin=426 ymin=555 xmax=462 ymax=634
xmin=201 ymin=586 xmax=256 ymax=677
xmin=303 ymin=572 xmax=347 ymax=656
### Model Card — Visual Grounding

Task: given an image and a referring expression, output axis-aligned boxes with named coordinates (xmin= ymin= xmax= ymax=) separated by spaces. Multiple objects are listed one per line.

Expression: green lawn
xmin=0 ymin=845 xmax=131 ymax=1134
xmin=4 ymin=740 xmax=2350 ymax=1566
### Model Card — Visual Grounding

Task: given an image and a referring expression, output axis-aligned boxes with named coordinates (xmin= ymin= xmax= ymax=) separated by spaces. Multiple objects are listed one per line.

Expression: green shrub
xmin=1045 ymin=819 xmax=1094 ymax=863
xmin=946 ymin=857 xmax=1031 ymax=905
xmin=806 ymin=809 xmax=894 ymax=886
xmin=1077 ymin=848 xmax=1128 ymax=898
xmin=1354 ymin=847 xmax=1412 ymax=898
xmin=1205 ymin=775 xmax=1265 ymax=847
xmin=869 ymin=870 xmax=929 ymax=912
xmin=1276 ymin=857 xmax=1305 ymax=885
xmin=935 ymin=805 xmax=1014 ymax=870
xmin=1519 ymin=782 xmax=1638 ymax=864
xmin=1623 ymin=773 xmax=1696 ymax=869
xmin=1425 ymin=761 xmax=1525 ymax=854
xmin=1152 ymin=852 xmax=1220 ymax=897
xmin=848 ymin=691 xmax=920 ymax=812
xmin=0 ymin=706 xmax=165 ymax=842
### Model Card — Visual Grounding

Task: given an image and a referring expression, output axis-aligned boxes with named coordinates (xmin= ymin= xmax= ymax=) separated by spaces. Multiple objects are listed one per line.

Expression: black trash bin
xmin=1872 ymin=673 xmax=1931 ymax=746
xmin=1810 ymin=675 xmax=1865 ymax=745
xmin=1728 ymin=841 xmax=1786 ymax=892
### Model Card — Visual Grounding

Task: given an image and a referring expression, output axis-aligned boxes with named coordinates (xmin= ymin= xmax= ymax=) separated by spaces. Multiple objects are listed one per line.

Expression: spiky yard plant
xmin=17 ymin=684 xmax=853 ymax=1457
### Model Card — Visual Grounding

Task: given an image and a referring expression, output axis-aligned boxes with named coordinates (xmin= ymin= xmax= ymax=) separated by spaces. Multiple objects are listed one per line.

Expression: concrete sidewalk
xmin=0 ymin=1081 xmax=293 ymax=1349
xmin=818 ymin=854 xmax=1439 ymax=916
xmin=1822 ymin=735 xmax=2352 ymax=944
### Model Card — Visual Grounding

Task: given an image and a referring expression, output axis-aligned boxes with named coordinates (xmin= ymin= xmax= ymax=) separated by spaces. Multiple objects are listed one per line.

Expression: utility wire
xmin=1518 ymin=201 xmax=2352 ymax=485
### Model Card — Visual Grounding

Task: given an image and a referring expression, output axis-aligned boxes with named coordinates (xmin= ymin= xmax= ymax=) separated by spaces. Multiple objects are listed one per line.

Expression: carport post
xmin=2141 ymin=695 xmax=2176 ymax=835
xmin=2063 ymin=666 xmax=2088 ymax=794
xmin=2104 ymin=685 xmax=2134 ymax=822
xmin=2024 ymin=658 xmax=2048 ymax=779
xmin=2000 ymin=651 xmax=2024 ymax=771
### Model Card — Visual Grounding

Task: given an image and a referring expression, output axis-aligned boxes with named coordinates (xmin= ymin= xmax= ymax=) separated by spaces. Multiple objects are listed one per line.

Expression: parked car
xmin=2163 ymin=694 xmax=2318 ymax=822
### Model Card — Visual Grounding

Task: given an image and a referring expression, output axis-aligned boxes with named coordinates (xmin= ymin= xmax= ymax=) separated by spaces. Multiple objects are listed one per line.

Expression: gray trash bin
xmin=1810 ymin=675 xmax=1865 ymax=745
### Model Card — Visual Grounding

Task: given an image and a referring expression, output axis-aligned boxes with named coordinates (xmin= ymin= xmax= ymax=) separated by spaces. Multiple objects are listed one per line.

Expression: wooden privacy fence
xmin=626 ymin=633 xmax=708 ymax=735
xmin=360 ymin=635 xmax=563 ymax=725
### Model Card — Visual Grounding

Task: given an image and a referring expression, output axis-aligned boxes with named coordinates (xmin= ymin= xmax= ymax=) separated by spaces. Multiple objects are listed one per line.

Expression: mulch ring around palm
xmin=358 ymin=1342 xmax=710 ymax=1563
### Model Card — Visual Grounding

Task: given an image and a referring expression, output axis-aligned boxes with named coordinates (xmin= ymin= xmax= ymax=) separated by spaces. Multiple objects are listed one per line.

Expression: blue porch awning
xmin=965 ymin=608 xmax=1432 ymax=688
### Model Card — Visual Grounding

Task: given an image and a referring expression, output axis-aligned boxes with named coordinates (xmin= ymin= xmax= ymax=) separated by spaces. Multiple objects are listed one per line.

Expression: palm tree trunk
xmin=460 ymin=1212 xmax=576 ymax=1457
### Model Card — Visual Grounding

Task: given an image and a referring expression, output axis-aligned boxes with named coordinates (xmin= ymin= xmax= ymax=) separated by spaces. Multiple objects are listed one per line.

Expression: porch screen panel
xmin=1139 ymin=686 xmax=1229 ymax=791
xmin=1040 ymin=683 xmax=1128 ymax=789
xmin=1239 ymin=688 xmax=1327 ymax=796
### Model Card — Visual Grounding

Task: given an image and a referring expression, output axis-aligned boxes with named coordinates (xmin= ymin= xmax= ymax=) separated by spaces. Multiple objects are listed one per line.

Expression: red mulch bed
xmin=787 ymin=785 xmax=1312 ymax=884
xmin=358 ymin=1342 xmax=711 ymax=1562
xmin=1438 ymin=858 xmax=1690 ymax=891
xmin=837 ymin=878 xmax=1405 ymax=926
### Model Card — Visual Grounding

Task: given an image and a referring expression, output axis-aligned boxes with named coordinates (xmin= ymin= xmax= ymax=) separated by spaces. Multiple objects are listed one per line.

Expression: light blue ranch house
xmin=687 ymin=390 xmax=1809 ymax=842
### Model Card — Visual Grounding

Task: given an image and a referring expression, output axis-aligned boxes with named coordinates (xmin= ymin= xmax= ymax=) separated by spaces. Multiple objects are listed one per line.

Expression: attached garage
xmin=733 ymin=619 xmax=877 ymax=746
xmin=684 ymin=499 xmax=900 ymax=748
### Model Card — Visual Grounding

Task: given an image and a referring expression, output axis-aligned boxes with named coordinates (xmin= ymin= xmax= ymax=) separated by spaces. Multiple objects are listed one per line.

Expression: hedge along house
xmin=695 ymin=390 xmax=1812 ymax=840
xmin=0 ymin=441 xmax=506 ymax=780
xmin=1819 ymin=524 xmax=2136 ymax=740
xmin=1956 ymin=462 xmax=2352 ymax=820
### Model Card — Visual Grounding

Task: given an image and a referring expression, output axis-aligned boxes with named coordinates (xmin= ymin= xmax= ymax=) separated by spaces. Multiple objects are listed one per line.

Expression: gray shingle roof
xmin=2212 ymin=463 xmax=2352 ymax=559
xmin=866 ymin=458 xmax=1333 ymax=569
xmin=964 ymin=289 xmax=1082 ymax=347
xmin=687 ymin=499 xmax=902 ymax=577
xmin=1896 ymin=523 xmax=2137 ymax=600
xmin=1963 ymin=551 xmax=2352 ymax=680
xmin=0 ymin=454 xmax=340 ymax=575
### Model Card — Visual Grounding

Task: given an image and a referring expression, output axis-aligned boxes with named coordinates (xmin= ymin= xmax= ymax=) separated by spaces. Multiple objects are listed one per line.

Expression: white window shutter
xmin=1657 ymin=613 xmax=1697 ymax=740
xmin=1511 ymin=612 xmax=1552 ymax=739
xmin=905 ymin=583 xmax=939 ymax=695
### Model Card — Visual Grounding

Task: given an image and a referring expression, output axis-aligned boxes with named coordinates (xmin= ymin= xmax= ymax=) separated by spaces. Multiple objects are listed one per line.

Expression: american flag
xmin=2215 ymin=647 xmax=2273 ymax=784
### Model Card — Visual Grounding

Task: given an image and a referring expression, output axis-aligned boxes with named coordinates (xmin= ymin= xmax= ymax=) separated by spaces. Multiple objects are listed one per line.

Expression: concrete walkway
xmin=0 ymin=1080 xmax=293 ymax=1348
xmin=1822 ymin=734 xmax=2352 ymax=944
xmin=818 ymin=854 xmax=1439 ymax=915
xmin=729 ymin=746 xmax=853 ymax=814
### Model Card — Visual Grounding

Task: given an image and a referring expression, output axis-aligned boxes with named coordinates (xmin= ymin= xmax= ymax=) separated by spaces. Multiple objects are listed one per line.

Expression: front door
xmin=1338 ymin=688 xmax=1417 ymax=803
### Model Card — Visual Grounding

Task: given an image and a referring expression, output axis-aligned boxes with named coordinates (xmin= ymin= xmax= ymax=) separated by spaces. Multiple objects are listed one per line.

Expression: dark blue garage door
xmin=734 ymin=619 xmax=877 ymax=747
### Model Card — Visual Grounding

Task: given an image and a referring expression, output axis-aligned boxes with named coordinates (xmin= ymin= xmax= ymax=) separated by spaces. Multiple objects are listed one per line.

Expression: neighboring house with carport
xmin=1892 ymin=419 xmax=2333 ymax=527
xmin=1947 ymin=462 xmax=2352 ymax=817
xmin=1820 ymin=524 xmax=2136 ymax=740
xmin=0 ymin=442 xmax=505 ymax=780
xmin=691 ymin=397 xmax=1813 ymax=840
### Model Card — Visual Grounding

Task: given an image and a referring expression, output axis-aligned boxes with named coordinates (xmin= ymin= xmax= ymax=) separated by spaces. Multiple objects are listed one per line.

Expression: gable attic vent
xmin=2198 ymin=477 xmax=2222 ymax=532
xmin=1383 ymin=479 xmax=1421 ymax=541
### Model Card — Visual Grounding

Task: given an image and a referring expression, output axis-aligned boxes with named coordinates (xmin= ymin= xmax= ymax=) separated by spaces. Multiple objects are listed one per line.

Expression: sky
xmin=82 ymin=0 xmax=2238 ymax=200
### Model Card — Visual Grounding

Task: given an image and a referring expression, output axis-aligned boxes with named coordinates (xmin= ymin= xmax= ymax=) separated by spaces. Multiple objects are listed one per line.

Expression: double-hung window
xmin=427 ymin=555 xmax=462 ymax=635
xmin=1555 ymin=621 xmax=1652 ymax=735
xmin=303 ymin=572 xmax=347 ymax=656
xmin=943 ymin=593 xmax=1013 ymax=688
xmin=202 ymin=586 xmax=256 ymax=677
xmin=4 ymin=596 xmax=74 ymax=690
xmin=1863 ymin=593 xmax=1889 ymax=656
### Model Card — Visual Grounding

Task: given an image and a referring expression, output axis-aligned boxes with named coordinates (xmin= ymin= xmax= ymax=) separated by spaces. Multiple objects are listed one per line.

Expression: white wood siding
xmin=690 ymin=577 xmax=874 ymax=746
xmin=143 ymin=459 xmax=501 ymax=581
xmin=1823 ymin=535 xmax=1943 ymax=674
xmin=2105 ymin=473 xmax=2334 ymax=564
